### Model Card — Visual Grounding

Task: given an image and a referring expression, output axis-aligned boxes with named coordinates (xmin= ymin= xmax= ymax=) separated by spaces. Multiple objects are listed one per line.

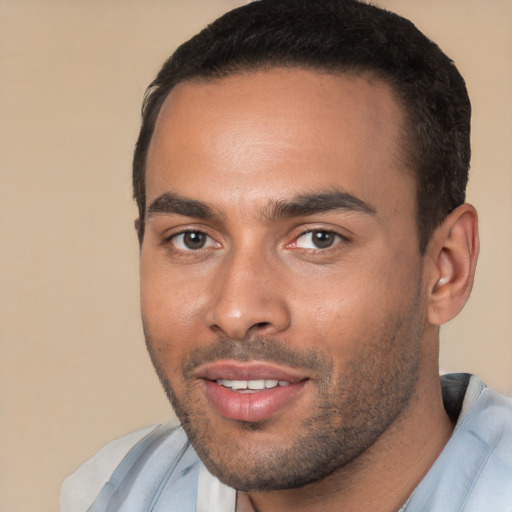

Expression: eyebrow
xmin=146 ymin=189 xmax=377 ymax=222
xmin=147 ymin=192 xmax=219 ymax=220
xmin=265 ymin=190 xmax=377 ymax=221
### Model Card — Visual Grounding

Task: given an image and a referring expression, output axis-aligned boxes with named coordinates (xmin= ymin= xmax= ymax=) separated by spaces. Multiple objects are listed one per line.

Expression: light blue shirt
xmin=61 ymin=374 xmax=512 ymax=511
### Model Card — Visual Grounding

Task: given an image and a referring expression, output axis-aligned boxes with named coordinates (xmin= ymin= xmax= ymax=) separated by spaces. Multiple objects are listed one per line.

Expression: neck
xmin=247 ymin=367 xmax=453 ymax=512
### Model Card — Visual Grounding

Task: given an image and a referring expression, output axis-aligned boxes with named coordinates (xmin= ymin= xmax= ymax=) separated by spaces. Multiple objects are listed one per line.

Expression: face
xmin=140 ymin=69 xmax=427 ymax=491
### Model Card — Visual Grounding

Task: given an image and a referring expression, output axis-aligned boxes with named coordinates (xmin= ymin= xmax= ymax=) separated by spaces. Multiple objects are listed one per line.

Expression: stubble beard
xmin=143 ymin=291 xmax=424 ymax=492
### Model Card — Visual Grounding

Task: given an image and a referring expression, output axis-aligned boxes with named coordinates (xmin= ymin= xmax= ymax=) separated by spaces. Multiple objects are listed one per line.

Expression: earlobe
xmin=426 ymin=204 xmax=479 ymax=326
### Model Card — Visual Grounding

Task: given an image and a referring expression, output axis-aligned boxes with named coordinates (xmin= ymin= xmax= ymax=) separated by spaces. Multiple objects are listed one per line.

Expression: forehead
xmin=146 ymin=68 xmax=414 ymax=220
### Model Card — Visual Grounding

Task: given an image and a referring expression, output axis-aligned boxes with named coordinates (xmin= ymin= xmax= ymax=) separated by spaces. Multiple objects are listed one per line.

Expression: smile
xmin=194 ymin=361 xmax=308 ymax=422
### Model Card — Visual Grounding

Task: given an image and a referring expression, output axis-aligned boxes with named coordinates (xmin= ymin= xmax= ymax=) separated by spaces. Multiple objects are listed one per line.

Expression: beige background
xmin=0 ymin=1 xmax=511 ymax=511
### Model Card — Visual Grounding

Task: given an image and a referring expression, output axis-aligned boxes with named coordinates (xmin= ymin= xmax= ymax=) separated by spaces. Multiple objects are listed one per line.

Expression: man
xmin=61 ymin=0 xmax=512 ymax=510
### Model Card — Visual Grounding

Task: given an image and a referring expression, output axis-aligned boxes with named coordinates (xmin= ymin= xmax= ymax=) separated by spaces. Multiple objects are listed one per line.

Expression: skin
xmin=139 ymin=68 xmax=479 ymax=511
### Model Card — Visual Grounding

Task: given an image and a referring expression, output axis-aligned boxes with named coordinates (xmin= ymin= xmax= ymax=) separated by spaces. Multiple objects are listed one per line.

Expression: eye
xmin=294 ymin=230 xmax=343 ymax=250
xmin=168 ymin=230 xmax=218 ymax=251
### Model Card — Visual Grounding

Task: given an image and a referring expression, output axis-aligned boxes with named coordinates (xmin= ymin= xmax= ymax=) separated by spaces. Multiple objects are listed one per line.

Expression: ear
xmin=425 ymin=204 xmax=479 ymax=325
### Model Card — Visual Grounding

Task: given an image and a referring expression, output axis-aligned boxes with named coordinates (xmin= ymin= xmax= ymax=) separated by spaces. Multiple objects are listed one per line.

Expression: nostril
xmin=252 ymin=321 xmax=271 ymax=330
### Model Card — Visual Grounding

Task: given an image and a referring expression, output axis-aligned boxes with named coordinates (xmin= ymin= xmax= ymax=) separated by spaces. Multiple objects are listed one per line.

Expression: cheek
xmin=290 ymin=248 xmax=422 ymax=358
xmin=140 ymin=261 xmax=207 ymax=365
xmin=141 ymin=249 xmax=202 ymax=311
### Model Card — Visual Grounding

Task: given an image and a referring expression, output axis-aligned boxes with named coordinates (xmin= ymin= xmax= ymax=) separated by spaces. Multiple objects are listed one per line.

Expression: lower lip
xmin=203 ymin=380 xmax=306 ymax=422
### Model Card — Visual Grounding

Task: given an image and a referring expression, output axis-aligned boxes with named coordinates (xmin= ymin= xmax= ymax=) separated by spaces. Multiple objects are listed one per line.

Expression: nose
xmin=204 ymin=248 xmax=291 ymax=340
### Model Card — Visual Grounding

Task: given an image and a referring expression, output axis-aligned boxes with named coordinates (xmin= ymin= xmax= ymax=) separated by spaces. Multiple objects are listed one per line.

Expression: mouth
xmin=195 ymin=361 xmax=309 ymax=423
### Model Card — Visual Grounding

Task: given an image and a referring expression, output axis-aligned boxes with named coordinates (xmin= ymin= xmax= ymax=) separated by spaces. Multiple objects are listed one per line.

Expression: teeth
xmin=216 ymin=379 xmax=291 ymax=391
xmin=248 ymin=380 xmax=265 ymax=390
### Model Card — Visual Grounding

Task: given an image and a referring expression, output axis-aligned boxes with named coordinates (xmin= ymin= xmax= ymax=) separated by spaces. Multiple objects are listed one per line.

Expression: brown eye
xmin=311 ymin=231 xmax=336 ymax=248
xmin=170 ymin=231 xmax=218 ymax=251
xmin=183 ymin=231 xmax=206 ymax=249
xmin=295 ymin=230 xmax=341 ymax=250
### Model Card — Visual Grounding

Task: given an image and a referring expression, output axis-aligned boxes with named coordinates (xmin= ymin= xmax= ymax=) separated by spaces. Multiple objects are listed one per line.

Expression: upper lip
xmin=195 ymin=360 xmax=308 ymax=383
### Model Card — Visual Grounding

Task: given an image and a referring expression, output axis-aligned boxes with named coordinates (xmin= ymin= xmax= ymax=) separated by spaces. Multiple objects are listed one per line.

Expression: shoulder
xmin=460 ymin=375 xmax=512 ymax=450
xmin=60 ymin=423 xmax=234 ymax=512
xmin=60 ymin=423 xmax=179 ymax=512
xmin=448 ymin=378 xmax=512 ymax=509
xmin=408 ymin=375 xmax=512 ymax=511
